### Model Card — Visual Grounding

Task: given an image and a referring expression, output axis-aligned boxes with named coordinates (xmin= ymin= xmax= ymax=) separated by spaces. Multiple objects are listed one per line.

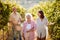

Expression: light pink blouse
xmin=22 ymin=20 xmax=37 ymax=40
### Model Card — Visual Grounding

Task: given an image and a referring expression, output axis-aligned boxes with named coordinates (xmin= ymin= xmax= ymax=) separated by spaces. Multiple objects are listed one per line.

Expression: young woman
xmin=36 ymin=11 xmax=48 ymax=40
xmin=22 ymin=13 xmax=37 ymax=40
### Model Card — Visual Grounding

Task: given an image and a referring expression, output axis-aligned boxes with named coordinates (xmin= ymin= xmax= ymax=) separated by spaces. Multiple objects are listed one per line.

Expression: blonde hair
xmin=12 ymin=6 xmax=17 ymax=11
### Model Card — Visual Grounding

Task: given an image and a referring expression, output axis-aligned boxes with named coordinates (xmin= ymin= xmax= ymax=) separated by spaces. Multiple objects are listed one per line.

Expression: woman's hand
xmin=27 ymin=27 xmax=34 ymax=32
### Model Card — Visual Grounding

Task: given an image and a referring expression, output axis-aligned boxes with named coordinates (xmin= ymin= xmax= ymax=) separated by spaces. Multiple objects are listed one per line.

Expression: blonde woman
xmin=9 ymin=7 xmax=22 ymax=40
xmin=22 ymin=13 xmax=37 ymax=40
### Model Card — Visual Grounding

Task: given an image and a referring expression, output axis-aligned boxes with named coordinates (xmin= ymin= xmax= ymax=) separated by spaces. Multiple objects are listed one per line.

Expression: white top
xmin=36 ymin=17 xmax=48 ymax=38
xmin=26 ymin=24 xmax=31 ymax=31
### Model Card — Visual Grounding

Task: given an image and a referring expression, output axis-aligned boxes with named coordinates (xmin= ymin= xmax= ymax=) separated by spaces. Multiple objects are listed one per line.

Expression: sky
xmin=19 ymin=0 xmax=46 ymax=9
xmin=2 ymin=0 xmax=48 ymax=9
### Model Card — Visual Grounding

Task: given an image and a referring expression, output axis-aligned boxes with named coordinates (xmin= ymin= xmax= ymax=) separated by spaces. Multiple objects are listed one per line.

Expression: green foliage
xmin=28 ymin=0 xmax=60 ymax=40
xmin=0 ymin=1 xmax=10 ymax=29
xmin=0 ymin=0 xmax=26 ymax=30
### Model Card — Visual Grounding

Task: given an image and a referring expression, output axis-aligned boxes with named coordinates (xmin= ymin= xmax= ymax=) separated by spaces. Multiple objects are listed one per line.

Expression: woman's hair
xmin=25 ymin=13 xmax=33 ymax=20
xmin=38 ymin=10 xmax=44 ymax=19
xmin=12 ymin=6 xmax=17 ymax=11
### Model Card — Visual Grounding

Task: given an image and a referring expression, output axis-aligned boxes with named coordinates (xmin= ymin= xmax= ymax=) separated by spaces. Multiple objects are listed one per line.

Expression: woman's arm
xmin=22 ymin=33 xmax=25 ymax=40
xmin=22 ymin=22 xmax=25 ymax=40
xmin=27 ymin=21 xmax=37 ymax=32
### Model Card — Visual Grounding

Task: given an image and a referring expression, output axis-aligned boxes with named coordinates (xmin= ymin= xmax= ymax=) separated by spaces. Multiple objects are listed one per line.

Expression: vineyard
xmin=0 ymin=0 xmax=60 ymax=40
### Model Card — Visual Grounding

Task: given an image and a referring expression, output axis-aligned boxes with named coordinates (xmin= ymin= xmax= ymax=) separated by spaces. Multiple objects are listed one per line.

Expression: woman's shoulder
xmin=31 ymin=20 xmax=36 ymax=24
xmin=43 ymin=17 xmax=48 ymax=22
xmin=10 ymin=12 xmax=13 ymax=16
xmin=31 ymin=20 xmax=35 ymax=23
xmin=36 ymin=17 xmax=40 ymax=22
xmin=44 ymin=17 xmax=48 ymax=20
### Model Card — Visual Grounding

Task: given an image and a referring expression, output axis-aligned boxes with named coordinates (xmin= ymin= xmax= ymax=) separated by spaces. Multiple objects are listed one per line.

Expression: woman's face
xmin=13 ymin=7 xmax=17 ymax=13
xmin=38 ymin=13 xmax=41 ymax=17
xmin=26 ymin=15 xmax=31 ymax=21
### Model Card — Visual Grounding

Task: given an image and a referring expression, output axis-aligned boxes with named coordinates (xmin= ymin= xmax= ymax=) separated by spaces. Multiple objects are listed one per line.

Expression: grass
xmin=0 ymin=30 xmax=52 ymax=40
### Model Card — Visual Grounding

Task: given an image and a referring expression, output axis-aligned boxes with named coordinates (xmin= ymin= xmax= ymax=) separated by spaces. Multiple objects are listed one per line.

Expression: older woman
xmin=36 ymin=11 xmax=48 ymax=40
xmin=22 ymin=13 xmax=37 ymax=40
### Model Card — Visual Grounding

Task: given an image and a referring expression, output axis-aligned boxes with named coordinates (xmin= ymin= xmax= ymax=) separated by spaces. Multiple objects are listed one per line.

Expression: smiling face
xmin=12 ymin=7 xmax=17 ymax=13
xmin=38 ymin=10 xmax=44 ymax=19
xmin=25 ymin=13 xmax=32 ymax=22
xmin=26 ymin=15 xmax=31 ymax=21
xmin=38 ymin=12 xmax=41 ymax=17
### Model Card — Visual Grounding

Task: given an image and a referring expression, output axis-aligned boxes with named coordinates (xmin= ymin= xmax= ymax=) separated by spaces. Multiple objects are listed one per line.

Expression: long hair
xmin=38 ymin=10 xmax=44 ymax=19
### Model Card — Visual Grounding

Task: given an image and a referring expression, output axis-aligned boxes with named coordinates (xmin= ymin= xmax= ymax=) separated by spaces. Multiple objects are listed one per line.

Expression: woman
xmin=9 ymin=7 xmax=22 ymax=40
xmin=22 ymin=13 xmax=37 ymax=40
xmin=36 ymin=10 xmax=48 ymax=40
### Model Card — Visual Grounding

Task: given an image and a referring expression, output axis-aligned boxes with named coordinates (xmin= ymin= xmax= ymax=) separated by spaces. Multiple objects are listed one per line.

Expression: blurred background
xmin=0 ymin=0 xmax=60 ymax=40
